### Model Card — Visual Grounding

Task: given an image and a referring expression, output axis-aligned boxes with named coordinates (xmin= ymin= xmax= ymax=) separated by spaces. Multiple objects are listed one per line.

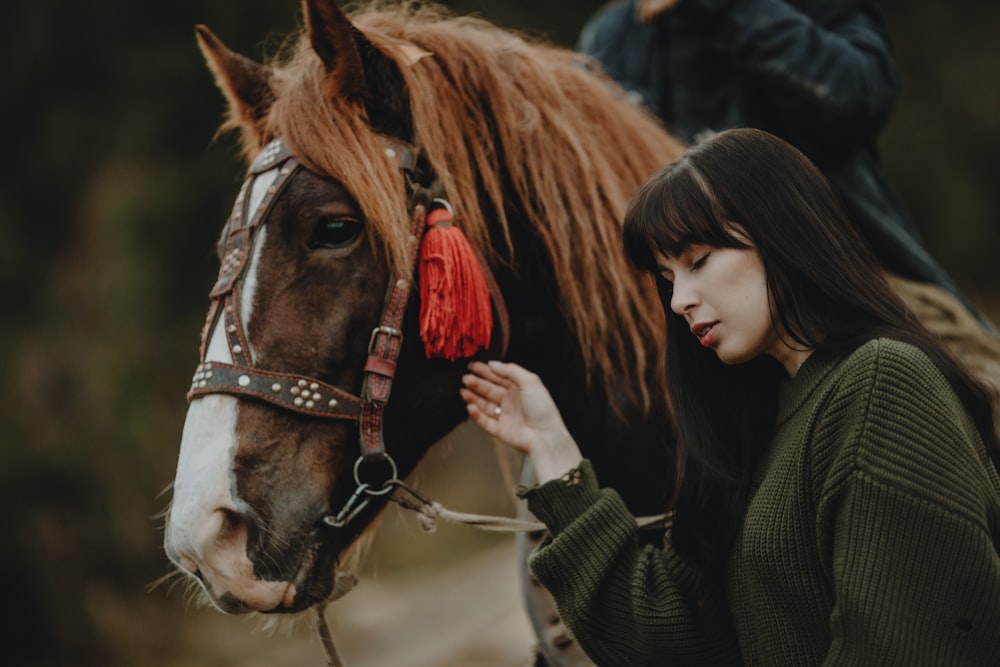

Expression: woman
xmin=460 ymin=129 xmax=1000 ymax=665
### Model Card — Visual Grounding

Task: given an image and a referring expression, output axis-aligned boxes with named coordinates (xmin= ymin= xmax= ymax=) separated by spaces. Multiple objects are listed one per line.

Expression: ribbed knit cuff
xmin=517 ymin=459 xmax=604 ymax=535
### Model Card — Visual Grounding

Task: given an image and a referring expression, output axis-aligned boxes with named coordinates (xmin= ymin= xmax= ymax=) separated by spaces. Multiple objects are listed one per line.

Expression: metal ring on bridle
xmin=430 ymin=197 xmax=454 ymax=215
xmin=323 ymin=455 xmax=400 ymax=528
xmin=353 ymin=454 xmax=398 ymax=496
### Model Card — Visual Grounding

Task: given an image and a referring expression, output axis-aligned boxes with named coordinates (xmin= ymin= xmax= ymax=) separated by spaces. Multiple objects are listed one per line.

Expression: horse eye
xmin=308 ymin=216 xmax=361 ymax=249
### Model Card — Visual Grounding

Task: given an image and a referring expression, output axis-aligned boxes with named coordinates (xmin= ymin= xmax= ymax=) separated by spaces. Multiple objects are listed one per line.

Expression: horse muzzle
xmin=165 ymin=503 xmax=338 ymax=614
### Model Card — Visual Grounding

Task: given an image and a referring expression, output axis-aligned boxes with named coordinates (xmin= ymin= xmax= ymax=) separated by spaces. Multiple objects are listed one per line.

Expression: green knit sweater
xmin=522 ymin=339 xmax=1000 ymax=665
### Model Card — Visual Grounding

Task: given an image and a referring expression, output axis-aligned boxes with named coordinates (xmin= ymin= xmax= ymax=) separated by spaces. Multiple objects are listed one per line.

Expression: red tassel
xmin=418 ymin=208 xmax=493 ymax=360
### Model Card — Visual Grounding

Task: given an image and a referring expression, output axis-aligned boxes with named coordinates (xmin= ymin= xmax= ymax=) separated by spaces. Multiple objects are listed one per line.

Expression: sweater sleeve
xmin=817 ymin=340 xmax=1000 ymax=664
xmin=522 ymin=461 xmax=742 ymax=666
xmin=702 ymin=0 xmax=898 ymax=140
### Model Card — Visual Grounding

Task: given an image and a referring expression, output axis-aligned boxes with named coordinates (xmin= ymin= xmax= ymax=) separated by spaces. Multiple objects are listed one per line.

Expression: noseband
xmin=187 ymin=137 xmax=509 ymax=523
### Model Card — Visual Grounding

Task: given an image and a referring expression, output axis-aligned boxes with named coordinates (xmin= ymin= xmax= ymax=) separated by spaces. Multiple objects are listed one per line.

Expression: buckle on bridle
xmin=367 ymin=325 xmax=403 ymax=355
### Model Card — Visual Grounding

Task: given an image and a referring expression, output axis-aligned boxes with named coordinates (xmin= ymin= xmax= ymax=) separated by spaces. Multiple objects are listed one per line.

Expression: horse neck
xmin=494 ymin=241 xmax=675 ymax=515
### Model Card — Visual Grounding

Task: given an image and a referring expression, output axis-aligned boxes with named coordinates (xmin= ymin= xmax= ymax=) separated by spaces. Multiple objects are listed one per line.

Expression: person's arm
xmin=524 ymin=462 xmax=742 ymax=665
xmin=817 ymin=341 xmax=1000 ymax=663
xmin=462 ymin=361 xmax=742 ymax=664
xmin=692 ymin=0 xmax=899 ymax=141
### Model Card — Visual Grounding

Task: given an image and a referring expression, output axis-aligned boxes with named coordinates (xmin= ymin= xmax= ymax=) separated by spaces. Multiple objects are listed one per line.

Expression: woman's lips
xmin=691 ymin=322 xmax=719 ymax=347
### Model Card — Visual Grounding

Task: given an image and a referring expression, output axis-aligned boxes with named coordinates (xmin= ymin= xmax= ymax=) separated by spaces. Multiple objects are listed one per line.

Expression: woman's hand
xmin=461 ymin=361 xmax=583 ymax=484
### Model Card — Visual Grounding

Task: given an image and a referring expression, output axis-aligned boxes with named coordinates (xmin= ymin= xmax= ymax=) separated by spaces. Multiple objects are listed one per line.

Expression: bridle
xmin=187 ymin=136 xmax=509 ymax=526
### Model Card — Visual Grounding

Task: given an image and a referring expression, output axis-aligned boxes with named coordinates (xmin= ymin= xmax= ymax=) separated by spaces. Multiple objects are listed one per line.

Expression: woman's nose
xmin=669 ymin=279 xmax=698 ymax=315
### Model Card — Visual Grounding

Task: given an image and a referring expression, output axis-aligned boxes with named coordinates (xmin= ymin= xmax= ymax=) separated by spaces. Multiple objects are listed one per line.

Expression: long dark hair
xmin=623 ymin=128 xmax=999 ymax=575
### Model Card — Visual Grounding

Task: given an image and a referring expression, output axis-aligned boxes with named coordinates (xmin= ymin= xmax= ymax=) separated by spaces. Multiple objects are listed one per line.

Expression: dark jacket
xmin=580 ymin=0 xmax=988 ymax=325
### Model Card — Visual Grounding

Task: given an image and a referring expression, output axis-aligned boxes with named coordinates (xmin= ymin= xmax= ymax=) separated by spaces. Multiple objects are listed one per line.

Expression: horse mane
xmin=253 ymin=1 xmax=685 ymax=410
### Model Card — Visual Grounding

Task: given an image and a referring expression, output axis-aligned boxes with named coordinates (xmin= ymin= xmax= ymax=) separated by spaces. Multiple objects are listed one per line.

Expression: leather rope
xmin=385 ymin=478 xmax=673 ymax=534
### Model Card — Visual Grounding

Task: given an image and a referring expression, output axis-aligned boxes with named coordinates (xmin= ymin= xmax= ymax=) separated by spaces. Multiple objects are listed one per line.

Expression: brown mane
xmin=239 ymin=1 xmax=685 ymax=409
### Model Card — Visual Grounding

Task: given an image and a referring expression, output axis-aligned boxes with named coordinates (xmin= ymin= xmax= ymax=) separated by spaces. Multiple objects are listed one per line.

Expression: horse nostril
xmin=215 ymin=507 xmax=249 ymax=549
xmin=219 ymin=507 xmax=239 ymax=533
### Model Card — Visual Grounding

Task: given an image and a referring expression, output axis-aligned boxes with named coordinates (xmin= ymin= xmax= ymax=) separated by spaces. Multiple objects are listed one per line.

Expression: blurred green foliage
xmin=880 ymin=1 xmax=1000 ymax=305
xmin=1 ymin=1 xmax=997 ymax=665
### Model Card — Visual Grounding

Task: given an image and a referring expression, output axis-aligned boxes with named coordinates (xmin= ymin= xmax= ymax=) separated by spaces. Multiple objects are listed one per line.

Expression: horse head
xmin=165 ymin=0 xmax=683 ymax=616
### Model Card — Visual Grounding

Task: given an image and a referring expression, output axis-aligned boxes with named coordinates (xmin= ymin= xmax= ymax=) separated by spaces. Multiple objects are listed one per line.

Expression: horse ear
xmin=304 ymin=0 xmax=413 ymax=140
xmin=304 ymin=0 xmax=366 ymax=100
xmin=195 ymin=25 xmax=275 ymax=149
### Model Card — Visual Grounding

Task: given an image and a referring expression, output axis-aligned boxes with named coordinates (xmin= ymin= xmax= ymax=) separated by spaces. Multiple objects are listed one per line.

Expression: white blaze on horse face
xmin=239 ymin=166 xmax=279 ymax=362
xmin=203 ymin=310 xmax=234 ymax=365
xmin=239 ymin=224 xmax=268 ymax=362
xmin=169 ymin=197 xmax=271 ymax=561
xmin=164 ymin=168 xmax=294 ymax=610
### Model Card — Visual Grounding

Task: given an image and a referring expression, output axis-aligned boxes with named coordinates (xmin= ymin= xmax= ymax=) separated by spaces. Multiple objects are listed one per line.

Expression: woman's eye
xmin=308 ymin=216 xmax=361 ymax=249
xmin=691 ymin=253 xmax=710 ymax=271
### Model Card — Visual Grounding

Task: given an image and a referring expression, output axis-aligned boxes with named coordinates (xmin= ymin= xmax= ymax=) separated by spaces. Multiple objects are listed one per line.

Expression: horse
xmin=163 ymin=0 xmax=684 ymax=661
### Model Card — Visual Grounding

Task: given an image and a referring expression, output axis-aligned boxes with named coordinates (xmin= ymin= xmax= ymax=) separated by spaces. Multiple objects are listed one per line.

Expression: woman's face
xmin=656 ymin=243 xmax=792 ymax=370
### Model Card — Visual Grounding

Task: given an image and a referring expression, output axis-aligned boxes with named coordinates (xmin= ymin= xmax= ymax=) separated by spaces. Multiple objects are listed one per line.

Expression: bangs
xmin=624 ymin=157 xmax=748 ymax=270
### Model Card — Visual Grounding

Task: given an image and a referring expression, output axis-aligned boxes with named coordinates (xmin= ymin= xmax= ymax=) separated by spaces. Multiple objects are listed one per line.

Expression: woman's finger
xmin=459 ymin=387 xmax=502 ymax=418
xmin=485 ymin=360 xmax=539 ymax=388
xmin=467 ymin=360 xmax=513 ymax=388
xmin=461 ymin=372 xmax=507 ymax=403
xmin=465 ymin=401 xmax=497 ymax=433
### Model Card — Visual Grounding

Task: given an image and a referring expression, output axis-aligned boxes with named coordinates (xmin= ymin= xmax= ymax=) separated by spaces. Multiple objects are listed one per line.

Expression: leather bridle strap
xmin=187 ymin=136 xmax=510 ymax=466
xmin=191 ymin=288 xmax=364 ymax=418
xmin=359 ymin=198 xmax=430 ymax=462
xmin=188 ymin=139 xmax=368 ymax=414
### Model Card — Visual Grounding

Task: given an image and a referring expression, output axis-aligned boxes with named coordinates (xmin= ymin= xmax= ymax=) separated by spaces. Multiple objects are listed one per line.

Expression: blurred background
xmin=3 ymin=1 xmax=998 ymax=665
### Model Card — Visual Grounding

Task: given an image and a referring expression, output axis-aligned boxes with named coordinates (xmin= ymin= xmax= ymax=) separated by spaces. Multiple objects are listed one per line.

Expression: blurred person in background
xmin=578 ymin=0 xmax=1000 ymax=391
